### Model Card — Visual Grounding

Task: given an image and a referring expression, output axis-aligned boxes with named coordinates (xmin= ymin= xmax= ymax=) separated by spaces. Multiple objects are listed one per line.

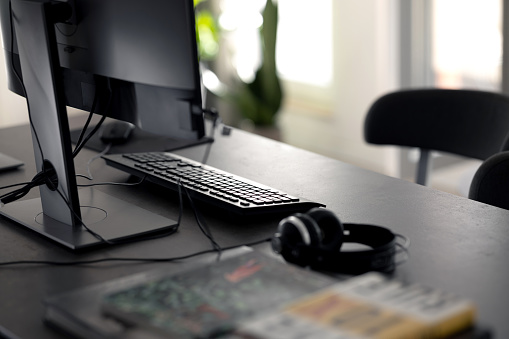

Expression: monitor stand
xmin=0 ymin=188 xmax=177 ymax=250
xmin=3 ymin=0 xmax=179 ymax=250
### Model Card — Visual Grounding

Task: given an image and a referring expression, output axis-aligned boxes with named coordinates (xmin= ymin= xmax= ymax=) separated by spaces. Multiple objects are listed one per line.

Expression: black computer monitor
xmin=0 ymin=0 xmax=206 ymax=249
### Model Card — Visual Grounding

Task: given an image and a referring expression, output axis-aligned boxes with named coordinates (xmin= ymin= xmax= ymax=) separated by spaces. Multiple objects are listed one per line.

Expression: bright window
xmin=432 ymin=0 xmax=502 ymax=90
xmin=218 ymin=0 xmax=333 ymax=106
xmin=276 ymin=0 xmax=333 ymax=87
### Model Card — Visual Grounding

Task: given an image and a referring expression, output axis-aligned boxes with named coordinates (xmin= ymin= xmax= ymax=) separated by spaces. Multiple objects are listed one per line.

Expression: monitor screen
xmin=0 ymin=0 xmax=206 ymax=141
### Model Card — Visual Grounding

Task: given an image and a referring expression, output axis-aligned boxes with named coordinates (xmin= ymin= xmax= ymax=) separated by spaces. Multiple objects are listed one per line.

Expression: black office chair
xmin=364 ymin=88 xmax=509 ymax=186
xmin=469 ymin=151 xmax=509 ymax=210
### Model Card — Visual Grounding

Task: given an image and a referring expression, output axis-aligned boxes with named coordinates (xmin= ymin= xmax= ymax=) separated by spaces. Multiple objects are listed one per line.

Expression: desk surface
xmin=1 ymin=118 xmax=509 ymax=338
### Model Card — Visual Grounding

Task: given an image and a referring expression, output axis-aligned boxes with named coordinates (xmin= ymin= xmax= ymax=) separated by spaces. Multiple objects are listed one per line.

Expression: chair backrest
xmin=364 ymin=89 xmax=509 ymax=185
xmin=469 ymin=151 xmax=509 ymax=210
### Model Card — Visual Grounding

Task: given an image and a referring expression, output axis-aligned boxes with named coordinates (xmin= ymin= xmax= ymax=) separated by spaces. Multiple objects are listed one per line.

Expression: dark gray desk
xmin=1 ymin=119 xmax=508 ymax=338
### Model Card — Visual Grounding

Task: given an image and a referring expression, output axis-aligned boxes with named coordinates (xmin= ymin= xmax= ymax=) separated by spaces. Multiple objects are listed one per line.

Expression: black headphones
xmin=271 ymin=208 xmax=400 ymax=274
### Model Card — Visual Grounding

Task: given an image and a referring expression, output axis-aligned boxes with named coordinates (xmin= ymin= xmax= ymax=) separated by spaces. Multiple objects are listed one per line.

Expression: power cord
xmin=72 ymin=87 xmax=111 ymax=158
xmin=0 ymin=237 xmax=271 ymax=267
xmin=181 ymin=182 xmax=223 ymax=258
xmin=74 ymin=143 xmax=146 ymax=187
xmin=201 ymin=108 xmax=221 ymax=165
xmin=0 ymin=109 xmax=108 ymax=206
xmin=0 ymin=165 xmax=56 ymax=206
xmin=73 ymin=87 xmax=101 ymax=157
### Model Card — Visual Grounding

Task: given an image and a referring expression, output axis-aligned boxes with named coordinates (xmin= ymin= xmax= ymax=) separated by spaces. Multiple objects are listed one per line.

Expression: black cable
xmin=47 ymin=180 xmax=112 ymax=244
xmin=177 ymin=178 xmax=185 ymax=227
xmin=73 ymin=90 xmax=100 ymax=156
xmin=72 ymin=114 xmax=107 ymax=158
xmin=73 ymin=79 xmax=112 ymax=158
xmin=0 ymin=168 xmax=53 ymax=205
xmin=76 ymin=143 xmax=112 ymax=181
xmin=77 ymin=179 xmax=146 ymax=188
xmin=55 ymin=22 xmax=78 ymax=37
xmin=0 ymin=182 xmax=32 ymax=191
xmin=75 ymin=146 xmax=147 ymax=187
xmin=181 ymin=182 xmax=222 ymax=255
xmin=0 ymin=237 xmax=272 ymax=267
xmin=201 ymin=108 xmax=220 ymax=165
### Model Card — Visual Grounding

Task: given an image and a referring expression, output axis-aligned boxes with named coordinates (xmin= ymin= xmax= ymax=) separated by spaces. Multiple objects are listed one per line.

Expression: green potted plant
xmin=233 ymin=0 xmax=283 ymax=128
xmin=195 ymin=0 xmax=283 ymax=138
xmin=194 ymin=0 xmax=220 ymax=61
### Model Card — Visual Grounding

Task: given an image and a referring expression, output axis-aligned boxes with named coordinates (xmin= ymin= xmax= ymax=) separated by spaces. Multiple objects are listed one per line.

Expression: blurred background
xmin=0 ymin=0 xmax=504 ymax=195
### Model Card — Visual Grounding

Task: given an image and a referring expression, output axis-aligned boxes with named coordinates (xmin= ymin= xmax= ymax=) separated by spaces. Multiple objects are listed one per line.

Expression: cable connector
xmin=203 ymin=107 xmax=219 ymax=119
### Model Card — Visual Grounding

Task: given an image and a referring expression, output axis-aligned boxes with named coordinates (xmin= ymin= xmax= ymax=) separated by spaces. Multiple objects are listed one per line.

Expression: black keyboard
xmin=102 ymin=152 xmax=324 ymax=216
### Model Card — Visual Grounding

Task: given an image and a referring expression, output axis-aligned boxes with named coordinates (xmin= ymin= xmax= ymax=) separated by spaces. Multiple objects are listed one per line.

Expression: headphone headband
xmin=343 ymin=223 xmax=396 ymax=254
xmin=315 ymin=223 xmax=397 ymax=274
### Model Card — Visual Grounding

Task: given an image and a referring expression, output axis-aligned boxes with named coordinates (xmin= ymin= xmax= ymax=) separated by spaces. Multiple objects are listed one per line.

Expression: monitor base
xmin=0 ymin=188 xmax=177 ymax=250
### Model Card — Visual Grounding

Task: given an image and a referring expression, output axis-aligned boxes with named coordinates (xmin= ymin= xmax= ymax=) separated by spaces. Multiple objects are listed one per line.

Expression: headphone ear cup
xmin=272 ymin=213 xmax=323 ymax=266
xmin=306 ymin=208 xmax=344 ymax=252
